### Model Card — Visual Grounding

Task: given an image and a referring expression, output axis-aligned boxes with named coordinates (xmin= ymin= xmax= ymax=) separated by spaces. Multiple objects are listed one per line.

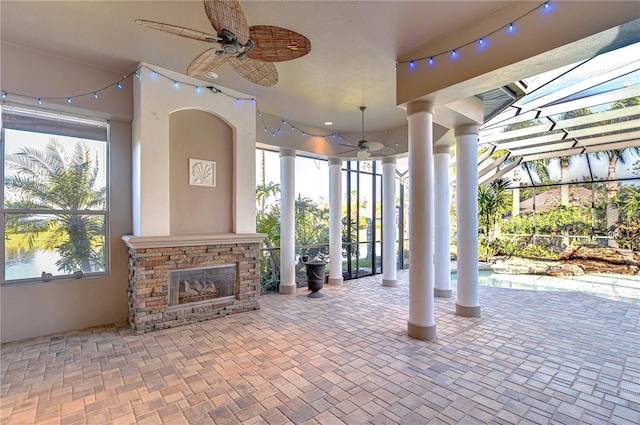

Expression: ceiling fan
xmin=136 ymin=0 xmax=311 ymax=87
xmin=340 ymin=106 xmax=396 ymax=160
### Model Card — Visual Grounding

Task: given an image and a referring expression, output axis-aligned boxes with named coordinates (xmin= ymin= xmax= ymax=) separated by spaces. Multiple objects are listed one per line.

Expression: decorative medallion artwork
xmin=189 ymin=158 xmax=216 ymax=187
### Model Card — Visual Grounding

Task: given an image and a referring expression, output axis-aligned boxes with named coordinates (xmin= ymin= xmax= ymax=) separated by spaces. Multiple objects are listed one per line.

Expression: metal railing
xmin=259 ymin=242 xmax=382 ymax=293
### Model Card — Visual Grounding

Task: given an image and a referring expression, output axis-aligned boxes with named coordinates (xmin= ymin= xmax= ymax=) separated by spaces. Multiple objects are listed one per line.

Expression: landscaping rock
xmin=546 ymin=264 xmax=585 ymax=277
xmin=560 ymin=245 xmax=638 ymax=266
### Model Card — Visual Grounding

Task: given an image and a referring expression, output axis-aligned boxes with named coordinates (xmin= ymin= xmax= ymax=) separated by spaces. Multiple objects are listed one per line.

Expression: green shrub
xmin=616 ymin=217 xmax=640 ymax=251
xmin=517 ymin=244 xmax=559 ymax=259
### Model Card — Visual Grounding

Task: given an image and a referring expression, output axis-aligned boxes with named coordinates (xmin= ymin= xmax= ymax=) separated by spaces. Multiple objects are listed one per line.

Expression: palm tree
xmin=558 ymin=108 xmax=591 ymax=205
xmin=589 ymin=147 xmax=640 ymax=246
xmin=256 ymin=182 xmax=282 ymax=288
xmin=478 ymin=177 xmax=511 ymax=262
xmin=588 ymin=98 xmax=640 ymax=246
xmin=5 ymin=139 xmax=105 ymax=273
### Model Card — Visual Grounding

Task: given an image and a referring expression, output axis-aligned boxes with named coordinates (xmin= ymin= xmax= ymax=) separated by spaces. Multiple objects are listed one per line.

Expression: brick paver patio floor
xmin=1 ymin=269 xmax=639 ymax=424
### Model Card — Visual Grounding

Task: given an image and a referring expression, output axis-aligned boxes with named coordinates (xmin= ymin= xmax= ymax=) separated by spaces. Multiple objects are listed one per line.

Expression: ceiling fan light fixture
xmin=357 ymin=150 xmax=370 ymax=160
xmin=324 ymin=121 xmax=333 ymax=126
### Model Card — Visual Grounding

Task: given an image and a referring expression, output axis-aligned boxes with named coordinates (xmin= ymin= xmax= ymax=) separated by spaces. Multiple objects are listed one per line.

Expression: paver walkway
xmin=1 ymin=269 xmax=639 ymax=424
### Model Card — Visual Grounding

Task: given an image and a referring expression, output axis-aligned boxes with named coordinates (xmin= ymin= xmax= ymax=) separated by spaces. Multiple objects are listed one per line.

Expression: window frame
xmin=1 ymin=103 xmax=111 ymax=284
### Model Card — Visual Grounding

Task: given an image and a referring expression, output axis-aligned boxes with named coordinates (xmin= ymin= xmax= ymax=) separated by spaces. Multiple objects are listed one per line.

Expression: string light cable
xmin=396 ymin=1 xmax=552 ymax=70
xmin=0 ymin=65 xmax=400 ymax=148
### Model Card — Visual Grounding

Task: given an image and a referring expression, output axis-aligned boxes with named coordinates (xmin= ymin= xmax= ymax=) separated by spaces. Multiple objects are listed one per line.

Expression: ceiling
xmin=0 ymin=0 xmax=510 ymax=134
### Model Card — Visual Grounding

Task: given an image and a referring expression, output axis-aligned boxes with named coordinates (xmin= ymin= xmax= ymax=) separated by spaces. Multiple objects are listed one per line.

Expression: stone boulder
xmin=560 ymin=245 xmax=638 ymax=265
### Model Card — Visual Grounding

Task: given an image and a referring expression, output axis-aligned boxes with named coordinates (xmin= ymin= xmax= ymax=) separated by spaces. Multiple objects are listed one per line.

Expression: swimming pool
xmin=452 ymin=271 xmax=640 ymax=305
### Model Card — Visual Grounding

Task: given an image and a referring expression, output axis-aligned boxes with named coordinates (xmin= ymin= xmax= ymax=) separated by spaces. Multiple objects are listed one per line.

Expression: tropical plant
xmin=477 ymin=177 xmax=511 ymax=261
xmin=4 ymin=139 xmax=105 ymax=273
xmin=256 ymin=183 xmax=282 ymax=291
xmin=615 ymin=184 xmax=640 ymax=221
xmin=255 ymin=183 xmax=332 ymax=292
xmin=616 ymin=218 xmax=640 ymax=251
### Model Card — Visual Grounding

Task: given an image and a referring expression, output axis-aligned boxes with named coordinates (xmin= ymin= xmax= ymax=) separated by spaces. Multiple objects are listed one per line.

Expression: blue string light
xmin=38 ymin=98 xmax=42 ymax=105
xmin=117 ymin=82 xmax=123 ymax=89
xmin=173 ymin=81 xmax=179 ymax=88
xmin=1 ymin=92 xmax=7 ymax=99
xmin=94 ymin=92 xmax=99 ymax=99
xmin=67 ymin=97 xmax=72 ymax=104
xmin=397 ymin=1 xmax=550 ymax=67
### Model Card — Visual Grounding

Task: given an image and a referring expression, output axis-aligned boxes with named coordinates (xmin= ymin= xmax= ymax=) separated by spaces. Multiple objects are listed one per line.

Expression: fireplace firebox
xmin=169 ymin=264 xmax=236 ymax=307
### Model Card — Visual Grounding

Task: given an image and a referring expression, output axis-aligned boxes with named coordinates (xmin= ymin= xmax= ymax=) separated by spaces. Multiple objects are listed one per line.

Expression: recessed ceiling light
xmin=324 ymin=121 xmax=333 ymax=126
xmin=204 ymin=71 xmax=218 ymax=79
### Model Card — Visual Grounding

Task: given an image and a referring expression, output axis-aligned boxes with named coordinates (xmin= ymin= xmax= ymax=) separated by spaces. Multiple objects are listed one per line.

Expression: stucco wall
xmin=169 ymin=110 xmax=233 ymax=234
xmin=0 ymin=43 xmax=133 ymax=343
xmin=132 ymin=64 xmax=257 ymax=237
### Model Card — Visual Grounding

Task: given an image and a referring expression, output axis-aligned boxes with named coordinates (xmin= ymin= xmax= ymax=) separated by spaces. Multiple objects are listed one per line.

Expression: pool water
xmin=452 ymin=271 xmax=640 ymax=305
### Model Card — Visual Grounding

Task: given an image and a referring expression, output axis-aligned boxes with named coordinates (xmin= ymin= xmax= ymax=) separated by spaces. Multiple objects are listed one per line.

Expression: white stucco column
xmin=328 ymin=157 xmax=344 ymax=286
xmin=382 ymin=156 xmax=397 ymax=287
xmin=434 ymin=146 xmax=452 ymax=298
xmin=279 ymin=149 xmax=296 ymax=294
xmin=455 ymin=125 xmax=481 ymax=317
xmin=407 ymin=101 xmax=436 ymax=341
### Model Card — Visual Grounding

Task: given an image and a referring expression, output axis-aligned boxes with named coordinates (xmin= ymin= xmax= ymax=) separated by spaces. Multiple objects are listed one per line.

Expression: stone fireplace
xmin=122 ymin=234 xmax=264 ymax=335
xmin=125 ymin=64 xmax=262 ymax=334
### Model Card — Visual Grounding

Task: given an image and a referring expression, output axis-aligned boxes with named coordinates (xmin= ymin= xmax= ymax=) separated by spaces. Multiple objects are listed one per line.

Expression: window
xmin=2 ymin=104 xmax=109 ymax=283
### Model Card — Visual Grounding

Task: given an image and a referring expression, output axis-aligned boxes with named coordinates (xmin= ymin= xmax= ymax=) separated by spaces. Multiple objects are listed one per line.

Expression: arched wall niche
xmin=169 ymin=109 xmax=233 ymax=234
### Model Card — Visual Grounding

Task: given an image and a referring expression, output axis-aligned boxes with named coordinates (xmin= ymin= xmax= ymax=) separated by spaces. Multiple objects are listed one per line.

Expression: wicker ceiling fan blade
xmin=247 ymin=26 xmax=311 ymax=62
xmin=187 ymin=48 xmax=232 ymax=77
xmin=203 ymin=0 xmax=250 ymax=44
xmin=369 ymin=146 xmax=396 ymax=156
xmin=228 ymin=58 xmax=278 ymax=87
xmin=135 ymin=20 xmax=221 ymax=44
xmin=337 ymin=147 xmax=360 ymax=154
xmin=361 ymin=141 xmax=385 ymax=151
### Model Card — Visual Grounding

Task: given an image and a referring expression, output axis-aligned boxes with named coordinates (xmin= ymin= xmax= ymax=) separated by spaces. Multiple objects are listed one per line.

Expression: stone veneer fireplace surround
xmin=122 ymin=233 xmax=264 ymax=334
xmin=127 ymin=64 xmax=261 ymax=334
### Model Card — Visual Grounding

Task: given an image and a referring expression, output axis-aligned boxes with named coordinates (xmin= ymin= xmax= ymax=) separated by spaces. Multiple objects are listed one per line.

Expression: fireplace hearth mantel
xmin=122 ymin=233 xmax=266 ymax=249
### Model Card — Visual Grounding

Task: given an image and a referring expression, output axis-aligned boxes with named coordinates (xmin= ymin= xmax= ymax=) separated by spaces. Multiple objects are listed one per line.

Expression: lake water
xmin=5 ymin=249 xmax=62 ymax=281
